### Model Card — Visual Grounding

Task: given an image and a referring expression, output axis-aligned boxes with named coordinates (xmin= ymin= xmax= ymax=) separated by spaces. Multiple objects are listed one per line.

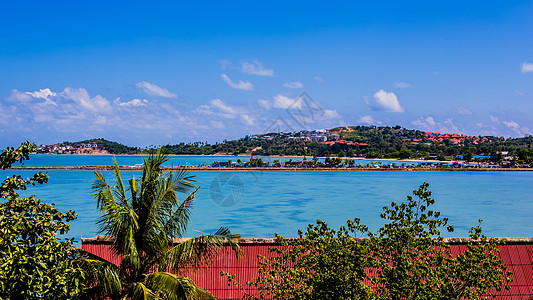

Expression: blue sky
xmin=1 ymin=1 xmax=533 ymax=147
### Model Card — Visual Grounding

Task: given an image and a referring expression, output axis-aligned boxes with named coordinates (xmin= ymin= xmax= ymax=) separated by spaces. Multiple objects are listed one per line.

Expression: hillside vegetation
xmin=56 ymin=126 xmax=533 ymax=163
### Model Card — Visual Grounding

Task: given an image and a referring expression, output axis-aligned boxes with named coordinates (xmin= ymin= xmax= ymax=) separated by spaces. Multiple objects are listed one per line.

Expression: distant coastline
xmin=9 ymin=166 xmax=533 ymax=172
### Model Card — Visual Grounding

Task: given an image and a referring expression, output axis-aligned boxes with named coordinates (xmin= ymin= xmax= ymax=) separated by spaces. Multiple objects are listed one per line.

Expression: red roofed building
xmin=82 ymin=237 xmax=533 ymax=299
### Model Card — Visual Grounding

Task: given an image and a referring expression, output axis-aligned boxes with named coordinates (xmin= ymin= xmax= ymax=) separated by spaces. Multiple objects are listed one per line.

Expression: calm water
xmin=3 ymin=155 xmax=532 ymax=240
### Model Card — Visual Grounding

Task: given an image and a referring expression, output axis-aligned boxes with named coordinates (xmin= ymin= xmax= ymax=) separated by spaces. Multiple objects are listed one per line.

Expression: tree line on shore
xmin=56 ymin=125 xmax=533 ymax=164
xmin=0 ymin=142 xmax=515 ymax=299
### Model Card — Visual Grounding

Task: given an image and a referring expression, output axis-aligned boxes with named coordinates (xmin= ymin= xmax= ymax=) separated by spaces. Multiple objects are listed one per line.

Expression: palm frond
xmin=75 ymin=251 xmax=122 ymax=297
xmin=90 ymin=147 xmax=241 ymax=300
xmin=170 ymin=167 xmax=197 ymax=194
xmin=163 ymin=187 xmax=199 ymax=239
xmin=132 ymin=282 xmax=158 ymax=300
xmin=163 ymin=228 xmax=242 ymax=272
xmin=145 ymin=272 xmax=213 ymax=300
xmin=92 ymin=164 xmax=141 ymax=269
xmin=111 ymin=158 xmax=129 ymax=207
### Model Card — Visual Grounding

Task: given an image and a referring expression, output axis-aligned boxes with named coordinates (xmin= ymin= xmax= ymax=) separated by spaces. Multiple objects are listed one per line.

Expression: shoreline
xmin=30 ymin=153 xmax=455 ymax=164
xmin=7 ymin=166 xmax=533 ymax=172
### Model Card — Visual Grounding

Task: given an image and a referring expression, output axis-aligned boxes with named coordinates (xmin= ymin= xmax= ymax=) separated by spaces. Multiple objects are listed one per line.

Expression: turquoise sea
xmin=4 ymin=155 xmax=533 ymax=240
xmin=12 ymin=154 xmax=421 ymax=167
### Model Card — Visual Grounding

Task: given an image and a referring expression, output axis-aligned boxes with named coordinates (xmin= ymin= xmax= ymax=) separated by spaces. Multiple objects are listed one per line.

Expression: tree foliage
xmin=85 ymin=149 xmax=241 ymax=299
xmin=226 ymin=183 xmax=513 ymax=299
xmin=0 ymin=142 xmax=85 ymax=299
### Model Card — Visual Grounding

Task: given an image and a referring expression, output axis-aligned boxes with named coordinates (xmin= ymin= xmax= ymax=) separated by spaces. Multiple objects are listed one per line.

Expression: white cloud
xmin=240 ymin=60 xmax=274 ymax=76
xmin=95 ymin=115 xmax=108 ymax=125
xmin=26 ymin=88 xmax=57 ymax=101
xmin=372 ymin=89 xmax=404 ymax=112
xmin=241 ymin=114 xmax=255 ymax=126
xmin=283 ymin=81 xmax=304 ymax=89
xmin=257 ymin=99 xmax=271 ymax=110
xmin=8 ymin=88 xmax=58 ymax=106
xmin=199 ymin=99 xmax=251 ymax=121
xmin=502 ymin=120 xmax=519 ymax=130
xmin=502 ymin=120 xmax=530 ymax=136
xmin=476 ymin=122 xmax=484 ymax=128
xmin=136 ymin=81 xmax=177 ymax=98
xmin=357 ymin=115 xmax=382 ymax=125
xmin=521 ymin=62 xmax=533 ymax=74
xmin=322 ymin=109 xmax=341 ymax=119
xmin=117 ymin=98 xmax=149 ymax=107
xmin=444 ymin=118 xmax=459 ymax=132
xmin=515 ymin=90 xmax=525 ymax=96
xmin=209 ymin=98 xmax=238 ymax=115
xmin=219 ymin=59 xmax=231 ymax=69
xmin=412 ymin=116 xmax=460 ymax=133
xmin=221 ymin=74 xmax=254 ymax=91
xmin=61 ymin=87 xmax=113 ymax=113
xmin=456 ymin=106 xmax=472 ymax=115
xmin=425 ymin=116 xmax=436 ymax=126
xmin=412 ymin=116 xmax=436 ymax=127
xmin=489 ymin=115 xmax=500 ymax=124
xmin=393 ymin=82 xmax=413 ymax=88
xmin=273 ymin=94 xmax=302 ymax=109
xmin=314 ymin=76 xmax=325 ymax=83
xmin=7 ymin=89 xmax=32 ymax=102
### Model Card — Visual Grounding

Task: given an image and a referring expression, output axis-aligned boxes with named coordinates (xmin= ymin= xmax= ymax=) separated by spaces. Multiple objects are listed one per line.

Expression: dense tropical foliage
xmin=49 ymin=126 xmax=533 ymax=163
xmin=225 ymin=183 xmax=513 ymax=299
xmin=84 ymin=149 xmax=241 ymax=299
xmin=0 ymin=142 xmax=86 ymax=299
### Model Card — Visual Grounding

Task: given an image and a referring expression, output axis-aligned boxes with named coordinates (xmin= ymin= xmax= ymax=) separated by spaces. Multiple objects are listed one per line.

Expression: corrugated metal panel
xmin=82 ymin=240 xmax=533 ymax=299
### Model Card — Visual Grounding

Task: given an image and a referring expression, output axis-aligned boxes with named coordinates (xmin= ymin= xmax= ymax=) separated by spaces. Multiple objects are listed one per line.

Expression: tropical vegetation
xmin=0 ymin=142 xmax=86 ymax=299
xmin=224 ymin=183 xmax=513 ymax=299
xmin=46 ymin=125 xmax=533 ymax=164
xmin=83 ymin=149 xmax=241 ymax=299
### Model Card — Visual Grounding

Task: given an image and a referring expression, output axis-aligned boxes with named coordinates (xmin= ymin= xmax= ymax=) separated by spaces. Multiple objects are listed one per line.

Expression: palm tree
xmin=83 ymin=149 xmax=241 ymax=299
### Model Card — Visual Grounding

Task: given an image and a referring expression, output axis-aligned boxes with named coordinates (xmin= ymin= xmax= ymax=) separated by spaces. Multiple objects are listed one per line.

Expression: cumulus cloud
xmin=412 ymin=116 xmax=436 ymax=127
xmin=61 ymin=87 xmax=113 ymax=113
xmin=221 ymin=74 xmax=254 ymax=91
xmin=502 ymin=120 xmax=519 ymax=130
xmin=393 ymin=82 xmax=413 ymax=88
xmin=357 ymin=115 xmax=382 ymax=125
xmin=283 ymin=81 xmax=304 ymax=89
xmin=241 ymin=114 xmax=255 ymax=126
xmin=456 ymin=106 xmax=472 ymax=115
xmin=209 ymin=98 xmax=238 ymax=115
xmin=321 ymin=109 xmax=341 ymax=119
xmin=272 ymin=94 xmax=302 ymax=109
xmin=116 ymin=98 xmax=149 ymax=107
xmin=502 ymin=120 xmax=530 ymax=136
xmin=7 ymin=89 xmax=33 ymax=102
xmin=26 ymin=88 xmax=57 ymax=101
xmin=372 ymin=90 xmax=404 ymax=112
xmin=489 ymin=115 xmax=500 ymax=124
xmin=240 ymin=60 xmax=274 ymax=76
xmin=521 ymin=62 xmax=533 ymax=74
xmin=136 ymin=81 xmax=177 ymax=98
xmin=314 ymin=76 xmax=325 ymax=83
xmin=411 ymin=116 xmax=460 ymax=133
xmin=257 ymin=99 xmax=271 ymax=110
xmin=195 ymin=99 xmax=257 ymax=127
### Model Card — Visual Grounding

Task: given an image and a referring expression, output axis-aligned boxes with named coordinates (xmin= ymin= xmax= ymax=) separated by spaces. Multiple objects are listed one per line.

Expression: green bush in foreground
xmin=0 ymin=142 xmax=86 ymax=299
xmin=225 ymin=183 xmax=513 ymax=300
